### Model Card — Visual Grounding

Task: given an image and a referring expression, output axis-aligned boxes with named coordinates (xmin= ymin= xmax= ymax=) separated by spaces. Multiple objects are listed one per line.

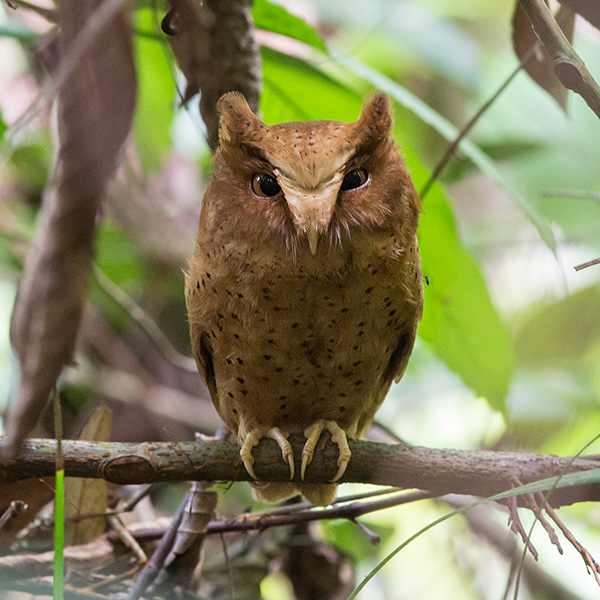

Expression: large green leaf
xmin=515 ymin=286 xmax=600 ymax=367
xmin=405 ymin=147 xmax=513 ymax=411
xmin=253 ymin=0 xmax=327 ymax=52
xmin=261 ymin=48 xmax=361 ymax=122
xmin=133 ymin=9 xmax=176 ymax=171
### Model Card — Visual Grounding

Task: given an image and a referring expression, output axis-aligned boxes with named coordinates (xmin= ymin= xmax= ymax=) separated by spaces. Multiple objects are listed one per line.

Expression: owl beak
xmin=278 ymin=180 xmax=340 ymax=256
xmin=307 ymin=228 xmax=319 ymax=255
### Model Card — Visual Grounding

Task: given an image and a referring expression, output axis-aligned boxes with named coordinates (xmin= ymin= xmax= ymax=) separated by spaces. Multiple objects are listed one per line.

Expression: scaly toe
xmin=301 ymin=420 xmax=326 ymax=480
xmin=267 ymin=427 xmax=295 ymax=481
xmin=240 ymin=430 xmax=261 ymax=479
xmin=326 ymin=422 xmax=351 ymax=483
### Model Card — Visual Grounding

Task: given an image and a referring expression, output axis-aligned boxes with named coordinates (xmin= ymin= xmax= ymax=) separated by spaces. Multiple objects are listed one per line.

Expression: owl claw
xmin=240 ymin=430 xmax=261 ymax=480
xmin=267 ymin=427 xmax=295 ymax=480
xmin=240 ymin=427 xmax=295 ymax=481
xmin=301 ymin=420 xmax=351 ymax=483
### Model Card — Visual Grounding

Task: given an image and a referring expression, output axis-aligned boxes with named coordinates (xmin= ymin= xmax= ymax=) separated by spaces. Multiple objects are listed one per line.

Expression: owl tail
xmin=251 ymin=482 xmax=338 ymax=506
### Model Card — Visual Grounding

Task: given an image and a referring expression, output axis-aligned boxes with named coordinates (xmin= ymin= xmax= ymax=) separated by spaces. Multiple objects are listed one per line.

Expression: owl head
xmin=202 ymin=92 xmax=420 ymax=258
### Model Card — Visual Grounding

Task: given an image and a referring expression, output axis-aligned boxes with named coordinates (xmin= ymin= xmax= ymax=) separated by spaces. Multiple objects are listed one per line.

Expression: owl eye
xmin=252 ymin=174 xmax=282 ymax=197
xmin=341 ymin=168 xmax=369 ymax=191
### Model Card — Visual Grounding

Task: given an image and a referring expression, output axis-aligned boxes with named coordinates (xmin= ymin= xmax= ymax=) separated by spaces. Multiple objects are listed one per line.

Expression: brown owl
xmin=186 ymin=92 xmax=422 ymax=505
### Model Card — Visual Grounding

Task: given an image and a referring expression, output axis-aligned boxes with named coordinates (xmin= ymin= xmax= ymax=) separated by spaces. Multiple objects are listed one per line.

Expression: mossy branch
xmin=1 ymin=436 xmax=599 ymax=509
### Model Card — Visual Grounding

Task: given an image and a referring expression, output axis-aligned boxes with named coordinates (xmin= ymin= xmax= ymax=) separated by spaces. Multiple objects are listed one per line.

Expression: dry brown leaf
xmin=162 ymin=485 xmax=217 ymax=583
xmin=282 ymin=524 xmax=356 ymax=600
xmin=512 ymin=2 xmax=575 ymax=110
xmin=64 ymin=404 xmax=111 ymax=546
xmin=0 ymin=535 xmax=115 ymax=580
xmin=6 ymin=0 xmax=137 ymax=454
xmin=558 ymin=0 xmax=600 ymax=29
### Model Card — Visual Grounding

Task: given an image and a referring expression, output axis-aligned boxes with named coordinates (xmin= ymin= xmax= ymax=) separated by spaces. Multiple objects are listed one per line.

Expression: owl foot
xmin=301 ymin=420 xmax=351 ymax=482
xmin=240 ymin=427 xmax=295 ymax=481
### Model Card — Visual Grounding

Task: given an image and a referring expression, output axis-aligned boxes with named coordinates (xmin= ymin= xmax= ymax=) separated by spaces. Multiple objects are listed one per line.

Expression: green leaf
xmin=253 ymin=0 xmax=327 ymax=53
xmin=261 ymin=48 xmax=361 ymax=122
xmin=10 ymin=139 xmax=51 ymax=193
xmin=515 ymin=286 xmax=600 ymax=367
xmin=95 ymin=222 xmax=144 ymax=290
xmin=0 ymin=111 xmax=7 ymax=142
xmin=405 ymin=147 xmax=513 ymax=411
xmin=331 ymin=50 xmax=556 ymax=252
xmin=322 ymin=519 xmax=394 ymax=561
xmin=133 ymin=9 xmax=176 ymax=171
xmin=0 ymin=23 xmax=38 ymax=42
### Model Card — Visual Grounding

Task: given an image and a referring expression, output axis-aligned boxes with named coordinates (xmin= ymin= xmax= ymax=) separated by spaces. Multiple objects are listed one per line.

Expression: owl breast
xmin=187 ymin=230 xmax=422 ymax=444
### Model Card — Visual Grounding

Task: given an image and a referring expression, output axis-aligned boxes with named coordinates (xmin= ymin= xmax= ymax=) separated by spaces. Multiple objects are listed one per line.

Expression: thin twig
xmin=541 ymin=496 xmax=600 ymax=586
xmin=351 ymin=518 xmax=381 ymax=545
xmin=251 ymin=486 xmax=403 ymax=517
xmin=93 ymin=265 xmax=197 ymax=372
xmin=0 ymin=500 xmax=28 ymax=530
xmin=574 ymin=258 xmax=600 ymax=271
xmin=541 ymin=189 xmax=600 ymax=201
xmin=108 ymin=514 xmax=147 ymax=563
xmin=506 ymin=492 xmax=539 ymax=560
xmin=205 ymin=490 xmax=435 ymax=535
xmin=127 ymin=490 xmax=187 ymax=600
xmin=420 ymin=55 xmax=529 ymax=199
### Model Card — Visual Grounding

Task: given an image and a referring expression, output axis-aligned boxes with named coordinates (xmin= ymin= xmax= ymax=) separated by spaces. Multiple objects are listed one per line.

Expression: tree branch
xmin=1 ymin=436 xmax=599 ymax=509
xmin=519 ymin=0 xmax=600 ymax=119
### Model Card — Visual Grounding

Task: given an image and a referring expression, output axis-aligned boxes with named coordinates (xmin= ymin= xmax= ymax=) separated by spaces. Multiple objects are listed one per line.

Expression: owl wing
xmin=385 ymin=331 xmax=414 ymax=389
xmin=191 ymin=327 xmax=219 ymax=403
xmin=392 ymin=332 xmax=415 ymax=384
xmin=357 ymin=330 xmax=415 ymax=438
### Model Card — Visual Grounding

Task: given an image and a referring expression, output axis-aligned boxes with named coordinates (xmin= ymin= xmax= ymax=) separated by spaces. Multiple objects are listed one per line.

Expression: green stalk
xmin=53 ymin=388 xmax=64 ymax=600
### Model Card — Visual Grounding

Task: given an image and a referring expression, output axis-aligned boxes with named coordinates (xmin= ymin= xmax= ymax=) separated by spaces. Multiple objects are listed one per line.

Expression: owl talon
xmin=240 ymin=427 xmax=295 ymax=480
xmin=267 ymin=427 xmax=295 ymax=480
xmin=240 ymin=430 xmax=261 ymax=479
xmin=301 ymin=420 xmax=351 ymax=483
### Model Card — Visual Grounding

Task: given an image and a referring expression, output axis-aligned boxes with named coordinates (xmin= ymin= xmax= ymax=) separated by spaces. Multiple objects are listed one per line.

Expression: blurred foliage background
xmin=1 ymin=0 xmax=600 ymax=598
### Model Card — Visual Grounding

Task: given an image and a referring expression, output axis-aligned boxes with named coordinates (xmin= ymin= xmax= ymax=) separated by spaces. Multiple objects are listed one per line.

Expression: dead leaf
xmin=558 ymin=0 xmax=600 ymax=29
xmin=64 ymin=405 xmax=112 ymax=545
xmin=6 ymin=0 xmax=137 ymax=455
xmin=163 ymin=485 xmax=217 ymax=581
xmin=512 ymin=2 xmax=575 ymax=110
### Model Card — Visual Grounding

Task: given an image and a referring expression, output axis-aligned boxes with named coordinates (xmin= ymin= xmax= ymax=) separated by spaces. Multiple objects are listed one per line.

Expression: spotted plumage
xmin=186 ymin=92 xmax=422 ymax=505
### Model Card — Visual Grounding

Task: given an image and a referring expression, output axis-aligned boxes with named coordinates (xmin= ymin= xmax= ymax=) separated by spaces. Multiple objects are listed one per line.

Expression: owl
xmin=186 ymin=92 xmax=423 ymax=505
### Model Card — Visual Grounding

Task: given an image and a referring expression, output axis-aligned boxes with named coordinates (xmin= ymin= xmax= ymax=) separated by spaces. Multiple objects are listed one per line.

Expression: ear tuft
xmin=354 ymin=93 xmax=393 ymax=141
xmin=216 ymin=92 xmax=266 ymax=147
